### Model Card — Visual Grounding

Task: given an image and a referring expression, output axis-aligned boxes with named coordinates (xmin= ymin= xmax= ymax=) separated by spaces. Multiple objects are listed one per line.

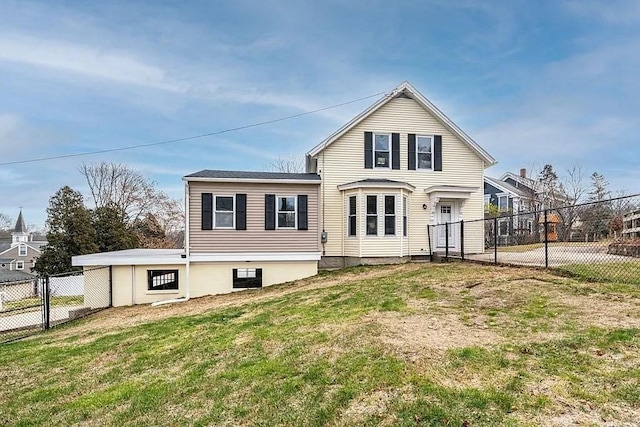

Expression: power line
xmin=0 ymin=91 xmax=388 ymax=167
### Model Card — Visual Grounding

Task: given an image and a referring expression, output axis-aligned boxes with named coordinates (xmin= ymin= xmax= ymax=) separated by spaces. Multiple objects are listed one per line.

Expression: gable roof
xmin=499 ymin=172 xmax=538 ymax=194
xmin=484 ymin=176 xmax=530 ymax=198
xmin=184 ymin=170 xmax=321 ymax=184
xmin=306 ymin=81 xmax=496 ymax=166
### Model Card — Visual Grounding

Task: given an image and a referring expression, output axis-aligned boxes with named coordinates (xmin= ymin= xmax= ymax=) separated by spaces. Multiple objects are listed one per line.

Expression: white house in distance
xmin=73 ymin=82 xmax=496 ymax=306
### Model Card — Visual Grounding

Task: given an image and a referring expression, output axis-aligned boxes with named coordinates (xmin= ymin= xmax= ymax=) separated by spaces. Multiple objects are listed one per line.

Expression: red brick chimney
xmin=520 ymin=168 xmax=527 ymax=178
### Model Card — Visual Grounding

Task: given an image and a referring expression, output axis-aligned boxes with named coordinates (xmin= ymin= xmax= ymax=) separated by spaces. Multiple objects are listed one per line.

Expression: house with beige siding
xmin=72 ymin=81 xmax=496 ymax=306
xmin=73 ymin=171 xmax=321 ymax=306
xmin=306 ymin=81 xmax=496 ymax=267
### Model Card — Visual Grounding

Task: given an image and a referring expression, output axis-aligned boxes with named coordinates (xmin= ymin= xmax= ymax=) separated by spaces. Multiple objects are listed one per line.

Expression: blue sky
xmin=1 ymin=0 xmax=638 ymax=228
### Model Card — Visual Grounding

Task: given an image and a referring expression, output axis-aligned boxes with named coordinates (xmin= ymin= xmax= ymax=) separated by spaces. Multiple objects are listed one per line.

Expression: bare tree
xmin=264 ymin=155 xmax=305 ymax=173
xmin=0 ymin=213 xmax=12 ymax=230
xmin=79 ymin=162 xmax=184 ymax=248
xmin=556 ymin=165 xmax=587 ymax=241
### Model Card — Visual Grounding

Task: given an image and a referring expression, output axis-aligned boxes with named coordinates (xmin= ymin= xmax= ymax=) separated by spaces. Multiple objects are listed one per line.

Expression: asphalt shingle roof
xmin=185 ymin=170 xmax=321 ymax=181
xmin=0 ymin=269 xmax=36 ymax=284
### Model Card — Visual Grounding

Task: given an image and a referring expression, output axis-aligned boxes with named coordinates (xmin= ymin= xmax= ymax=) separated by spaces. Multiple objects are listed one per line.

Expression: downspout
xmin=152 ymin=179 xmax=191 ymax=306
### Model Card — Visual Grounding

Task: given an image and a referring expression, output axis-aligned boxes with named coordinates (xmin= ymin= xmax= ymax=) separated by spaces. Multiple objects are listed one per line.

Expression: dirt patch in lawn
xmin=372 ymin=311 xmax=503 ymax=354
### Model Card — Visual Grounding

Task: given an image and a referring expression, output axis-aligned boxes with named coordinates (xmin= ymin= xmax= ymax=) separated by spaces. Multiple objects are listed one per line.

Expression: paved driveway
xmin=0 ymin=305 xmax=83 ymax=332
xmin=467 ymin=245 xmax=632 ymax=267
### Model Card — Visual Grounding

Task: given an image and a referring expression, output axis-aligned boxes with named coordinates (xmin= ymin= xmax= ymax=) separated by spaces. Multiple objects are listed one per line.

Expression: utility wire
xmin=0 ymin=91 xmax=388 ymax=166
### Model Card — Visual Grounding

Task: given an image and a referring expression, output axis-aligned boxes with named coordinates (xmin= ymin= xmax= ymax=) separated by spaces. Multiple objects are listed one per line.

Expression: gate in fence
xmin=0 ymin=266 xmax=111 ymax=344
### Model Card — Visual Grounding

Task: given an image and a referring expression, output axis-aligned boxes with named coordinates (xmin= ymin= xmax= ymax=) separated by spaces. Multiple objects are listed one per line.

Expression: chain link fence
xmin=1 ymin=266 xmax=111 ymax=343
xmin=430 ymin=194 xmax=640 ymax=285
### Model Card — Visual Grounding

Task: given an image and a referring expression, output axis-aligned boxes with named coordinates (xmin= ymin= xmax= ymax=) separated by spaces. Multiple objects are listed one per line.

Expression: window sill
xmin=146 ymin=290 xmax=180 ymax=295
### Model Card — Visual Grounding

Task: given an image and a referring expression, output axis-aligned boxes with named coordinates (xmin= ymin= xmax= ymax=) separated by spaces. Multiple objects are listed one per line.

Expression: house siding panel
xmin=318 ymin=96 xmax=485 ymax=256
xmin=189 ymin=181 xmax=320 ymax=253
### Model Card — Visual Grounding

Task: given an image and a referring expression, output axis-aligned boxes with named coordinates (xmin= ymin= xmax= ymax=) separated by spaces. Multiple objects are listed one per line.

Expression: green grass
xmin=1 ymin=295 xmax=84 ymax=314
xmin=556 ymin=260 xmax=640 ymax=285
xmin=1 ymin=263 xmax=639 ymax=426
xmin=497 ymin=241 xmax=606 ymax=253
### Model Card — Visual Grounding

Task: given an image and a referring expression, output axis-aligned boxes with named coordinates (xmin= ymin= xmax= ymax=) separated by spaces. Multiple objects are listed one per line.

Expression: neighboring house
xmin=306 ymin=81 xmax=495 ymax=267
xmin=484 ymin=175 xmax=535 ymax=245
xmin=72 ymin=81 xmax=496 ymax=306
xmin=0 ymin=210 xmax=46 ymax=272
xmin=622 ymin=209 xmax=640 ymax=240
xmin=74 ymin=171 xmax=321 ymax=306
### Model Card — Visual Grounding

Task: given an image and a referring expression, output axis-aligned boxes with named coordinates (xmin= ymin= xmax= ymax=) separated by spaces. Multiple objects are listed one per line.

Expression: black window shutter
xmin=408 ymin=134 xmax=416 ymax=170
xmin=391 ymin=133 xmax=400 ymax=169
xmin=265 ymin=194 xmax=276 ymax=230
xmin=434 ymin=135 xmax=443 ymax=171
xmin=235 ymin=193 xmax=247 ymax=230
xmin=364 ymin=131 xmax=373 ymax=169
xmin=201 ymin=193 xmax=213 ymax=230
xmin=297 ymin=195 xmax=308 ymax=230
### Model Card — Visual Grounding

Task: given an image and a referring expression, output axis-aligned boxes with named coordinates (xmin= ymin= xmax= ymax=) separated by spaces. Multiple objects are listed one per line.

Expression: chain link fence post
xmin=460 ymin=219 xmax=465 ymax=261
xmin=544 ymin=209 xmax=549 ymax=268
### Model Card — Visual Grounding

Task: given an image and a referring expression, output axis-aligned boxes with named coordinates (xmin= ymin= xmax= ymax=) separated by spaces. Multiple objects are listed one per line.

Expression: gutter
xmin=152 ymin=180 xmax=191 ymax=307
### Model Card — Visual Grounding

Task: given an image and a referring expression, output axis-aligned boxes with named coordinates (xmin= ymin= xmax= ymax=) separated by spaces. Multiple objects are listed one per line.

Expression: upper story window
xmin=215 ymin=196 xmax=235 ymax=228
xmin=498 ymin=195 xmax=509 ymax=211
xmin=348 ymin=196 xmax=357 ymax=237
xmin=374 ymin=134 xmax=390 ymax=168
xmin=417 ymin=136 xmax=433 ymax=169
xmin=18 ymin=245 xmax=27 ymax=256
xmin=366 ymin=195 xmax=378 ymax=235
xmin=277 ymin=196 xmax=297 ymax=229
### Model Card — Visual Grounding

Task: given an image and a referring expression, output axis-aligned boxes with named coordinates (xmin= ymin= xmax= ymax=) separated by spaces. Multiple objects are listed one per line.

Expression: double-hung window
xmin=374 ymin=134 xmax=390 ymax=168
xmin=16 ymin=261 xmax=24 ymax=270
xmin=385 ymin=196 xmax=396 ymax=235
xmin=498 ymin=195 xmax=508 ymax=212
xmin=277 ymin=196 xmax=296 ymax=229
xmin=215 ymin=196 xmax=234 ymax=228
xmin=18 ymin=245 xmax=27 ymax=256
xmin=417 ymin=136 xmax=433 ymax=170
xmin=366 ymin=195 xmax=378 ymax=235
xmin=403 ymin=196 xmax=408 ymax=237
xmin=348 ymin=196 xmax=357 ymax=236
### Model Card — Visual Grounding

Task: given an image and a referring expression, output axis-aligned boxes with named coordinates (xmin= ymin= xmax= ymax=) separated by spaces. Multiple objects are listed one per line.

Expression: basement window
xmin=147 ymin=270 xmax=179 ymax=291
xmin=233 ymin=268 xmax=263 ymax=289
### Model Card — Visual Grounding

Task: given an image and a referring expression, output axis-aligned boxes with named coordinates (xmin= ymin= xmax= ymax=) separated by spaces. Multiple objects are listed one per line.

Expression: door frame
xmin=435 ymin=201 xmax=459 ymax=250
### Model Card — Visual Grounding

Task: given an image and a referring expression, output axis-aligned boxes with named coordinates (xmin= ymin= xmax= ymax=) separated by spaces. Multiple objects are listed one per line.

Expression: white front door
xmin=436 ymin=203 xmax=457 ymax=249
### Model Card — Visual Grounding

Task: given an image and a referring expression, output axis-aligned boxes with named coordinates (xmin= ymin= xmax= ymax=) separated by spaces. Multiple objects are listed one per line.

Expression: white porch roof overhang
xmin=337 ymin=179 xmax=415 ymax=192
xmin=424 ymin=185 xmax=479 ymax=222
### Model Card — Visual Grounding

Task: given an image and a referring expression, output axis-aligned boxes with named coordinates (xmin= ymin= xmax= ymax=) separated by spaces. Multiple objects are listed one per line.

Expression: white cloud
xmin=0 ymin=33 xmax=187 ymax=92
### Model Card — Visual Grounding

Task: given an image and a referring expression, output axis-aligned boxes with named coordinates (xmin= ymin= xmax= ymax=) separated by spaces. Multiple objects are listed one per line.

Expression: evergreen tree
xmin=580 ymin=172 xmax=613 ymax=240
xmin=34 ymin=186 xmax=98 ymax=275
xmin=92 ymin=206 xmax=139 ymax=252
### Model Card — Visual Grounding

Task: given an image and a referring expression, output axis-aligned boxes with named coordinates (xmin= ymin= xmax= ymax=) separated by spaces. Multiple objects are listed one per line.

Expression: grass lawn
xmin=557 ymin=260 xmax=640 ymax=286
xmin=1 ymin=263 xmax=639 ymax=426
xmin=497 ymin=241 xmax=607 ymax=253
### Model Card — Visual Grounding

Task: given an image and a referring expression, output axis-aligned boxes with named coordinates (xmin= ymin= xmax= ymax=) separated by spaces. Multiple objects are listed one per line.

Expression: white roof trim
xmin=484 ymin=176 xmax=528 ymax=198
xmin=337 ymin=181 xmax=415 ymax=192
xmin=306 ymin=81 xmax=496 ymax=166
xmin=184 ymin=177 xmax=320 ymax=185
xmin=72 ymin=249 xmax=322 ymax=266
xmin=72 ymin=249 xmax=185 ymax=266
xmin=191 ymin=252 xmax=322 ymax=262
xmin=425 ymin=185 xmax=478 ymax=195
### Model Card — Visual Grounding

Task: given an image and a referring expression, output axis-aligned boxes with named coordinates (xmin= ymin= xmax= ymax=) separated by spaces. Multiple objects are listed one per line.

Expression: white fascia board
xmin=306 ymin=81 xmax=497 ymax=166
xmin=72 ymin=253 xmax=186 ymax=267
xmin=190 ymin=252 xmax=322 ymax=262
xmin=337 ymin=181 xmax=415 ymax=192
xmin=183 ymin=177 xmax=320 ymax=185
